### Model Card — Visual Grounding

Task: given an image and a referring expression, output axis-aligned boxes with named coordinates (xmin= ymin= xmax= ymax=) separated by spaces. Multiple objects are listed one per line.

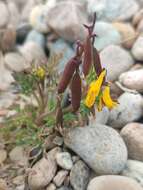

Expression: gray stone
xmin=108 ymin=93 xmax=143 ymax=128
xmin=70 ymin=160 xmax=90 ymax=190
xmin=93 ymin=22 xmax=121 ymax=51
xmin=100 ymin=45 xmax=134 ymax=81
xmin=87 ymin=0 xmax=139 ymax=21
xmin=4 ymin=52 xmax=28 ymax=72
xmin=0 ymin=2 xmax=9 ymax=28
xmin=56 ymin=152 xmax=73 ymax=170
xmin=64 ymin=124 xmax=127 ymax=174
xmin=87 ymin=175 xmax=143 ymax=190
xmin=53 ymin=170 xmax=68 ymax=187
xmin=0 ymin=149 xmax=7 ymax=164
xmin=121 ymin=123 xmax=143 ymax=161
xmin=132 ymin=36 xmax=143 ymax=61
xmin=122 ymin=160 xmax=143 ymax=187
xmin=119 ymin=69 xmax=143 ymax=93
xmin=28 ymin=147 xmax=60 ymax=190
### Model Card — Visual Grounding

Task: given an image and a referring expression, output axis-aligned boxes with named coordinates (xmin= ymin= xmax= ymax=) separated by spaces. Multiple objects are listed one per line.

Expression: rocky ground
xmin=1 ymin=0 xmax=143 ymax=190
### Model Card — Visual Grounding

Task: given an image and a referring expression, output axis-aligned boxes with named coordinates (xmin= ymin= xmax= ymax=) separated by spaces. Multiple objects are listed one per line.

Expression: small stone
xmin=93 ymin=21 xmax=121 ymax=50
xmin=53 ymin=136 xmax=64 ymax=146
xmin=121 ymin=123 xmax=143 ymax=161
xmin=64 ymin=124 xmax=127 ymax=174
xmin=57 ymin=186 xmax=72 ymax=190
xmin=100 ymin=45 xmax=134 ymax=81
xmin=119 ymin=69 xmax=143 ymax=93
xmin=28 ymin=147 xmax=60 ymax=190
xmin=0 ymin=179 xmax=8 ymax=190
xmin=108 ymin=93 xmax=143 ymax=128
xmin=132 ymin=9 xmax=143 ymax=27
xmin=0 ymin=2 xmax=9 ymax=28
xmin=70 ymin=160 xmax=90 ymax=190
xmin=12 ymin=175 xmax=24 ymax=186
xmin=4 ymin=52 xmax=28 ymax=72
xmin=46 ymin=183 xmax=56 ymax=190
xmin=29 ymin=4 xmax=49 ymax=33
xmin=9 ymin=146 xmax=28 ymax=166
xmin=72 ymin=156 xmax=80 ymax=164
xmin=44 ymin=134 xmax=56 ymax=151
xmin=53 ymin=170 xmax=68 ymax=187
xmin=0 ymin=149 xmax=7 ymax=164
xmin=122 ymin=160 xmax=143 ymax=187
xmin=56 ymin=152 xmax=73 ymax=170
xmin=113 ymin=22 xmax=136 ymax=49
xmin=132 ymin=36 xmax=143 ymax=61
xmin=87 ymin=175 xmax=143 ymax=190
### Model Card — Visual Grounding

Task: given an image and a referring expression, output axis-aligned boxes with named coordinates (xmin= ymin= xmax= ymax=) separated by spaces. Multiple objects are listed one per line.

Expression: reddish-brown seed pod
xmin=58 ymin=57 xmax=80 ymax=94
xmin=93 ymin=47 xmax=102 ymax=77
xmin=82 ymin=36 xmax=92 ymax=77
xmin=71 ymin=71 xmax=82 ymax=112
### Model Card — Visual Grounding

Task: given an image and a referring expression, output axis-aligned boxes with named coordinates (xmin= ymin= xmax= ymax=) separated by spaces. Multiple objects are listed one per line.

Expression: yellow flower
xmin=102 ymin=86 xmax=118 ymax=109
xmin=85 ymin=70 xmax=106 ymax=108
xmin=35 ymin=67 xmax=46 ymax=79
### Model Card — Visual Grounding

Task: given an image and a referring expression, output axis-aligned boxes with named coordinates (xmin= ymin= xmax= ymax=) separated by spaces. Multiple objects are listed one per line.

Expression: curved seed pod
xmin=58 ymin=57 xmax=80 ymax=94
xmin=71 ymin=71 xmax=82 ymax=112
xmin=93 ymin=47 xmax=102 ymax=77
xmin=82 ymin=36 xmax=92 ymax=77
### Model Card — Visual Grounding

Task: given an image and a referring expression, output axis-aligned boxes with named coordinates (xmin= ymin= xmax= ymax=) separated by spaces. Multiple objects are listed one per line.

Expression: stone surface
xmin=108 ymin=93 xmax=143 ymax=128
xmin=53 ymin=170 xmax=68 ymax=187
xmin=0 ymin=149 xmax=7 ymax=164
xmin=87 ymin=175 xmax=143 ymax=190
xmin=113 ymin=22 xmax=136 ymax=49
xmin=121 ymin=123 xmax=143 ymax=161
xmin=29 ymin=4 xmax=49 ymax=33
xmin=119 ymin=69 xmax=143 ymax=92
xmin=56 ymin=152 xmax=73 ymax=170
xmin=87 ymin=0 xmax=139 ymax=21
xmin=64 ymin=124 xmax=127 ymax=174
xmin=28 ymin=147 xmax=60 ymax=190
xmin=46 ymin=1 xmax=88 ymax=42
xmin=0 ymin=2 xmax=9 ymax=28
xmin=46 ymin=183 xmax=56 ymax=190
xmin=0 ymin=179 xmax=8 ymax=190
xmin=4 ymin=52 xmax=28 ymax=72
xmin=9 ymin=146 xmax=28 ymax=166
xmin=132 ymin=9 xmax=143 ymax=27
xmin=132 ymin=36 xmax=143 ymax=61
xmin=122 ymin=160 xmax=143 ymax=187
xmin=100 ymin=45 xmax=134 ymax=81
xmin=93 ymin=22 xmax=121 ymax=50
xmin=70 ymin=160 xmax=90 ymax=190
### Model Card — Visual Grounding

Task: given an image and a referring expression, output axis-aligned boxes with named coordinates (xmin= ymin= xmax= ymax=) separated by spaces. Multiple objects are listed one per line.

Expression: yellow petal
xmin=102 ymin=86 xmax=118 ymax=109
xmin=85 ymin=70 xmax=106 ymax=108
xmin=97 ymin=96 xmax=103 ymax=111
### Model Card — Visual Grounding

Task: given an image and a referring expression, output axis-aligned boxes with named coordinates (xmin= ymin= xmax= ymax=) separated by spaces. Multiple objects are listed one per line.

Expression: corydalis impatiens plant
xmin=57 ymin=13 xmax=118 ymax=128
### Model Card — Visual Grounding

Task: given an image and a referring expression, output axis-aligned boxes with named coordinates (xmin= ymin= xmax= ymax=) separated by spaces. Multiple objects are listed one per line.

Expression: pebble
xmin=122 ymin=160 xmax=143 ymax=187
xmin=113 ymin=22 xmax=136 ymax=49
xmin=70 ymin=160 xmax=90 ymax=190
xmin=100 ymin=45 xmax=134 ymax=81
xmin=28 ymin=147 xmax=61 ymax=190
xmin=53 ymin=170 xmax=68 ymax=187
xmin=53 ymin=136 xmax=64 ymax=146
xmin=4 ymin=52 xmax=28 ymax=72
xmin=0 ymin=2 xmax=9 ymax=28
xmin=108 ymin=92 xmax=143 ymax=128
xmin=64 ymin=124 xmax=127 ymax=174
xmin=56 ymin=152 xmax=73 ymax=170
xmin=87 ymin=0 xmax=139 ymax=21
xmin=87 ymin=175 xmax=143 ymax=190
xmin=29 ymin=4 xmax=49 ymax=33
xmin=121 ymin=123 xmax=143 ymax=161
xmin=93 ymin=21 xmax=121 ymax=50
xmin=9 ymin=146 xmax=28 ymax=166
xmin=132 ymin=36 xmax=143 ymax=61
xmin=0 ymin=179 xmax=8 ymax=190
xmin=0 ymin=149 xmax=7 ymax=164
xmin=46 ymin=183 xmax=56 ymax=190
xmin=119 ymin=69 xmax=143 ymax=92
xmin=44 ymin=134 xmax=56 ymax=151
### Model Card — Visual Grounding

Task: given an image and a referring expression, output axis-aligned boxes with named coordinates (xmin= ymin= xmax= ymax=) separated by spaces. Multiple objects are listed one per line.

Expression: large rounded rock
xmin=121 ymin=123 xmax=143 ymax=161
xmin=132 ymin=36 xmax=143 ymax=61
xmin=93 ymin=22 xmax=121 ymax=50
xmin=0 ymin=2 xmax=9 ymax=28
xmin=108 ymin=92 xmax=143 ymax=128
xmin=100 ymin=45 xmax=134 ymax=81
xmin=87 ymin=175 xmax=143 ymax=190
xmin=7 ymin=2 xmax=20 ymax=27
xmin=122 ymin=160 xmax=143 ymax=187
xmin=64 ymin=124 xmax=127 ymax=174
xmin=119 ymin=69 xmax=143 ymax=93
